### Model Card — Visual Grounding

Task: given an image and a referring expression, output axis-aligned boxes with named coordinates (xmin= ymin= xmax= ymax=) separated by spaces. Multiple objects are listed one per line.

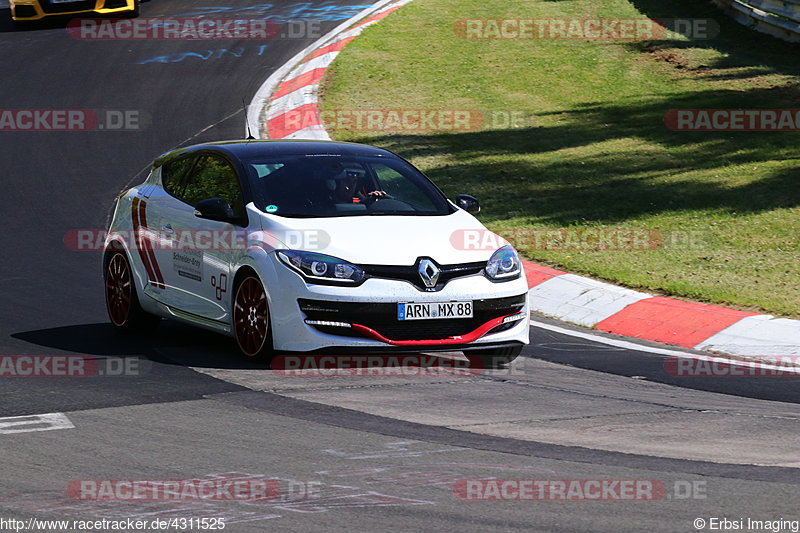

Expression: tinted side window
xmin=181 ymin=155 xmax=244 ymax=216
xmin=161 ymin=156 xmax=195 ymax=198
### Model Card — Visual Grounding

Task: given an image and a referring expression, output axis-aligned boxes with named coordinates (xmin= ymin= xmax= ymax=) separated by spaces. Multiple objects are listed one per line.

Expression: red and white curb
xmin=247 ymin=0 xmax=800 ymax=362
xmin=247 ymin=0 xmax=414 ymax=141
xmin=522 ymin=260 xmax=800 ymax=358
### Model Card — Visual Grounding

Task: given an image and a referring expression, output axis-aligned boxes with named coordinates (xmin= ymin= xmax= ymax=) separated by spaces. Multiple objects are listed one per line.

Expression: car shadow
xmin=11 ymin=321 xmax=268 ymax=370
xmin=0 ymin=8 xmax=77 ymax=32
xmin=10 ymin=322 xmax=481 ymax=372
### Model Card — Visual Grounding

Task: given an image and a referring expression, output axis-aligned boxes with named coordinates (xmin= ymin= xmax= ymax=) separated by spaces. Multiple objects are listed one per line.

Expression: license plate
xmin=398 ymin=301 xmax=473 ymax=321
xmin=51 ymin=0 xmax=82 ymax=4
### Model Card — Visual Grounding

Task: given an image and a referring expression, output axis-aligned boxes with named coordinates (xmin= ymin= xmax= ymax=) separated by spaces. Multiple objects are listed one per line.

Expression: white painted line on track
xmin=0 ymin=413 xmax=75 ymax=434
xmin=529 ymin=319 xmax=800 ymax=374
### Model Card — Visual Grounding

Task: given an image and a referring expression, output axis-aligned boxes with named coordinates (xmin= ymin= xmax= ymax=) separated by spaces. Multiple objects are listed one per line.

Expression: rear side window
xmin=161 ymin=156 xmax=195 ymax=198
xmin=181 ymin=154 xmax=245 ymax=216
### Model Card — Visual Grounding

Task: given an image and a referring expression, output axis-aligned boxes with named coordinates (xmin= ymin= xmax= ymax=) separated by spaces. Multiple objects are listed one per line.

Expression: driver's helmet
xmin=325 ymin=167 xmax=366 ymax=192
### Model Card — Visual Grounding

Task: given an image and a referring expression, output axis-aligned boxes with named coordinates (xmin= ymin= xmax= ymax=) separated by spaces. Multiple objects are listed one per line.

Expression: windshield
xmin=242 ymin=154 xmax=454 ymax=218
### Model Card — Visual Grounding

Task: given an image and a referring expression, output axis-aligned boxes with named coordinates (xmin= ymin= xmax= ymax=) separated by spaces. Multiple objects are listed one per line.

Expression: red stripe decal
xmin=131 ymin=198 xmax=157 ymax=287
xmin=137 ymin=200 xmax=164 ymax=288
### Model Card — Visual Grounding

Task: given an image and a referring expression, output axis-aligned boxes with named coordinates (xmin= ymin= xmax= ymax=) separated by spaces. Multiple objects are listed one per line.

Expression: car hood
xmin=255 ymin=207 xmax=504 ymax=265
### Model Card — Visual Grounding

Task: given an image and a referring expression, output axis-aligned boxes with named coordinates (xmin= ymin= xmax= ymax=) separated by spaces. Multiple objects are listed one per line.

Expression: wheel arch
xmin=103 ymin=238 xmax=148 ymax=302
xmin=232 ymin=264 xmax=259 ymax=294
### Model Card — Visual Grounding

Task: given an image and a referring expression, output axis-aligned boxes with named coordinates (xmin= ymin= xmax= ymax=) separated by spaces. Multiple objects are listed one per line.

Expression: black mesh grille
xmin=103 ymin=0 xmax=129 ymax=8
xmin=360 ymin=259 xmax=485 ymax=292
xmin=40 ymin=0 xmax=96 ymax=13
xmin=300 ymin=294 xmax=526 ymax=341
xmin=13 ymin=4 xmax=38 ymax=17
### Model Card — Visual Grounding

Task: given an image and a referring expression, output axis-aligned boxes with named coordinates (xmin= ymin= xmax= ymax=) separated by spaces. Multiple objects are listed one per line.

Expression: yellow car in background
xmin=10 ymin=0 xmax=139 ymax=22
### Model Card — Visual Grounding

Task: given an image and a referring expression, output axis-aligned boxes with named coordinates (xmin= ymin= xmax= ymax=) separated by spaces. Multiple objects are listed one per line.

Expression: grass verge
xmin=320 ymin=0 xmax=800 ymax=317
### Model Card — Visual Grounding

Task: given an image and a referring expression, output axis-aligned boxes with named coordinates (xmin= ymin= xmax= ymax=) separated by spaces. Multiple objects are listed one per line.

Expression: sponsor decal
xmin=212 ymin=273 xmax=228 ymax=301
xmin=172 ymin=250 xmax=203 ymax=282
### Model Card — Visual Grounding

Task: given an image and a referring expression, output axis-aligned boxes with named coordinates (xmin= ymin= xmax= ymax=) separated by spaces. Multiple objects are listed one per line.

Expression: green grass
xmin=320 ymin=0 xmax=800 ymax=317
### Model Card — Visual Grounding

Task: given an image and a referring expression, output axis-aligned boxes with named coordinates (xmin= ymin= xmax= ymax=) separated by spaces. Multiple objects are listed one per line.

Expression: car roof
xmin=153 ymin=139 xmax=398 ymax=167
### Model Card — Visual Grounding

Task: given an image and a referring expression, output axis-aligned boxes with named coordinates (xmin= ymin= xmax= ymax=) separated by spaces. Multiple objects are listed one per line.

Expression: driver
xmin=330 ymin=168 xmax=388 ymax=204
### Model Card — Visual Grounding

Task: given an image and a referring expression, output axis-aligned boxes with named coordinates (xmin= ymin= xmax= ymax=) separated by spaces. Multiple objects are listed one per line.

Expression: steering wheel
xmin=368 ymin=191 xmax=393 ymax=201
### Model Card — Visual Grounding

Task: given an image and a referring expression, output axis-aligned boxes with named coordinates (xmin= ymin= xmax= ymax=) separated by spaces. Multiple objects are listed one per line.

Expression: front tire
xmin=104 ymin=251 xmax=160 ymax=332
xmin=467 ymin=345 xmax=523 ymax=369
xmin=12 ymin=19 xmax=32 ymax=31
xmin=233 ymin=275 xmax=273 ymax=360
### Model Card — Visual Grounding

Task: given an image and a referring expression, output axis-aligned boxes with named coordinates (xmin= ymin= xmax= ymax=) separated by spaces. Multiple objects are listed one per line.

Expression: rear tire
xmin=104 ymin=251 xmax=160 ymax=332
xmin=467 ymin=345 xmax=523 ymax=369
xmin=123 ymin=0 xmax=140 ymax=18
xmin=233 ymin=274 xmax=273 ymax=360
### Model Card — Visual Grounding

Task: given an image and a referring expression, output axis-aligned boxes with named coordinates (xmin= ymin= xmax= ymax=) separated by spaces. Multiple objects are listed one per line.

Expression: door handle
xmin=161 ymin=224 xmax=175 ymax=239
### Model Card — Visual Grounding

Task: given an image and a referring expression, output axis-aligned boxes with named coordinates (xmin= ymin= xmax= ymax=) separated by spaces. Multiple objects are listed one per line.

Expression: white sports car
xmin=103 ymin=140 xmax=529 ymax=367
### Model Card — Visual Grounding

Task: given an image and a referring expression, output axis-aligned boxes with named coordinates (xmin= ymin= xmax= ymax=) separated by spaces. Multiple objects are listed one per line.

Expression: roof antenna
xmin=243 ymin=98 xmax=256 ymax=140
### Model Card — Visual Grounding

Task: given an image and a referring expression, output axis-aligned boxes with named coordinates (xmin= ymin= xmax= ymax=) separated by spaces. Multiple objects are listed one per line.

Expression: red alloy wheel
xmin=105 ymin=253 xmax=132 ymax=327
xmin=234 ymin=276 xmax=270 ymax=357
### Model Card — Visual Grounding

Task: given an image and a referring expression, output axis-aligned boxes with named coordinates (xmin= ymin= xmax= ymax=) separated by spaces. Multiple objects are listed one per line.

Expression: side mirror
xmin=455 ymin=194 xmax=480 ymax=215
xmin=194 ymin=198 xmax=238 ymax=223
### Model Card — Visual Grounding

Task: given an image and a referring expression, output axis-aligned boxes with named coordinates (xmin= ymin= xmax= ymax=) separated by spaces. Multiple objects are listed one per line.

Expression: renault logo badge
xmin=418 ymin=259 xmax=440 ymax=288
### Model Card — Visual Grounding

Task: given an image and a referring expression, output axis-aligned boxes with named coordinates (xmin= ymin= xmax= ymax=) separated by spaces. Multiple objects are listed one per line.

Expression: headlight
xmin=485 ymin=245 xmax=521 ymax=280
xmin=277 ymin=250 xmax=365 ymax=284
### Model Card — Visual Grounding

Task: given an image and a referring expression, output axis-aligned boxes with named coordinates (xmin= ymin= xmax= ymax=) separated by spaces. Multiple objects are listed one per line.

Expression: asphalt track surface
xmin=0 ymin=1 xmax=798 ymax=531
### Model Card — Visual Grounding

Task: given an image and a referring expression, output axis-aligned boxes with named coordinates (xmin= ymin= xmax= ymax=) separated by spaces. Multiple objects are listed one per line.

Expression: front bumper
xmin=10 ymin=0 xmax=135 ymax=21
xmin=255 ymin=252 xmax=530 ymax=352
